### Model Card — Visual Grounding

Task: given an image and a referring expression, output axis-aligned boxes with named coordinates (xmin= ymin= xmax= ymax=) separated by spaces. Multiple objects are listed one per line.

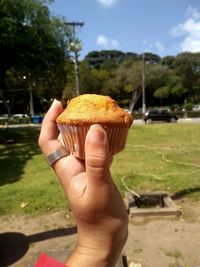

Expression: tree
xmin=161 ymin=55 xmax=175 ymax=67
xmin=154 ymin=53 xmax=200 ymax=105
xmin=0 ymin=0 xmax=72 ymax=113
xmin=142 ymin=52 xmax=161 ymax=64
xmin=84 ymin=50 xmax=140 ymax=70
xmin=104 ymin=56 xmax=167 ymax=110
xmin=172 ymin=53 xmax=200 ymax=103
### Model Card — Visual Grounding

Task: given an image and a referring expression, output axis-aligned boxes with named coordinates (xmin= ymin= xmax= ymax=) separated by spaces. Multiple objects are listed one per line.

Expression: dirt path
xmin=0 ymin=198 xmax=200 ymax=267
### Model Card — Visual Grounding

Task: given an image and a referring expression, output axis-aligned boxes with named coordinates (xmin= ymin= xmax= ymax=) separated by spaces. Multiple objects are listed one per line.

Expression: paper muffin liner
xmin=57 ymin=124 xmax=129 ymax=159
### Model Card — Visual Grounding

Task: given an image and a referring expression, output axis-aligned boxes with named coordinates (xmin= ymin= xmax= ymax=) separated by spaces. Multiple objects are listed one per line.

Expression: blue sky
xmin=49 ymin=0 xmax=200 ymax=59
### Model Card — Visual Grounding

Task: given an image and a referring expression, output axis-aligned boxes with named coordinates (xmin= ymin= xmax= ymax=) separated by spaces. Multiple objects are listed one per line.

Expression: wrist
xmin=66 ymin=246 xmax=119 ymax=267
xmin=66 ymin=227 xmax=128 ymax=267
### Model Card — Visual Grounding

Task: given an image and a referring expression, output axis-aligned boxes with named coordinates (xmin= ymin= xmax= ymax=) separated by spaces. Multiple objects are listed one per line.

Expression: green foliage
xmin=183 ymin=102 xmax=193 ymax=111
xmin=84 ymin=50 xmax=139 ymax=69
xmin=143 ymin=52 xmax=161 ymax=63
xmin=171 ymin=52 xmax=200 ymax=102
xmin=161 ymin=55 xmax=175 ymax=67
xmin=81 ymin=51 xmax=200 ymax=109
xmin=80 ymin=62 xmax=110 ymax=94
xmin=0 ymin=0 xmax=72 ymax=112
xmin=0 ymin=1 xmax=200 ymax=113
xmin=154 ymin=86 xmax=170 ymax=99
xmin=153 ymin=53 xmax=200 ymax=105
xmin=103 ymin=59 xmax=168 ymax=108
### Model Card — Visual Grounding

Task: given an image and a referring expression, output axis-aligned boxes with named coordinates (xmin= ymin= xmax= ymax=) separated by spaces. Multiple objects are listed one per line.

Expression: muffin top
xmin=56 ymin=94 xmax=133 ymax=127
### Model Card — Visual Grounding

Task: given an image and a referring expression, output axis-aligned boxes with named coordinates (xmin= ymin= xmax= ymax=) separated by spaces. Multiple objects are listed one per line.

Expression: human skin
xmin=38 ymin=99 xmax=128 ymax=267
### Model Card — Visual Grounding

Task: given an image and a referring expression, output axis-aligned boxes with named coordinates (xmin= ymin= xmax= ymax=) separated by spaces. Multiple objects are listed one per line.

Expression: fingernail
xmin=88 ymin=124 xmax=106 ymax=143
xmin=90 ymin=124 xmax=102 ymax=130
xmin=50 ymin=99 xmax=58 ymax=108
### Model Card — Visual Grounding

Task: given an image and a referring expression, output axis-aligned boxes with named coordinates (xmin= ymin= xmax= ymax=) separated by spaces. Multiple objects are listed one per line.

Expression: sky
xmin=49 ymin=0 xmax=200 ymax=59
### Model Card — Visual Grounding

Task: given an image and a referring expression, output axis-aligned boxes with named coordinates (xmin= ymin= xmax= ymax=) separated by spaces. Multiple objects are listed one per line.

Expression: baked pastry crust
xmin=56 ymin=94 xmax=133 ymax=127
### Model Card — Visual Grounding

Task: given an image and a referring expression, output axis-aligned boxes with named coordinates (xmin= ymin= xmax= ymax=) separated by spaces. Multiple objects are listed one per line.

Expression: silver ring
xmin=46 ymin=147 xmax=69 ymax=166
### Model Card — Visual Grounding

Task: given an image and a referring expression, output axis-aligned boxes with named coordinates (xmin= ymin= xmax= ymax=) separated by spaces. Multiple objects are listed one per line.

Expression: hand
xmin=38 ymin=99 xmax=128 ymax=267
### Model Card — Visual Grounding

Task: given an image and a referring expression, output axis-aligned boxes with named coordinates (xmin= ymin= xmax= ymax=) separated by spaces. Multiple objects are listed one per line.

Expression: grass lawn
xmin=0 ymin=123 xmax=200 ymax=215
xmin=0 ymin=127 xmax=67 ymax=215
xmin=113 ymin=123 xmax=200 ymax=201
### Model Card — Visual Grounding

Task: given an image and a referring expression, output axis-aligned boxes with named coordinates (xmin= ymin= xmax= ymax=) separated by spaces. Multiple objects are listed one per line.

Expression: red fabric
xmin=35 ymin=253 xmax=67 ymax=267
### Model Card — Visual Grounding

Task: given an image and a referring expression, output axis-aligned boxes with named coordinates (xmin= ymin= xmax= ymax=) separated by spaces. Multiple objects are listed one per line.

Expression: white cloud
xmin=97 ymin=0 xmax=118 ymax=8
xmin=97 ymin=34 xmax=119 ymax=49
xmin=143 ymin=40 xmax=165 ymax=54
xmin=170 ymin=6 xmax=200 ymax=53
xmin=187 ymin=5 xmax=200 ymax=20
xmin=171 ymin=19 xmax=200 ymax=37
xmin=180 ymin=33 xmax=200 ymax=52
xmin=97 ymin=35 xmax=109 ymax=47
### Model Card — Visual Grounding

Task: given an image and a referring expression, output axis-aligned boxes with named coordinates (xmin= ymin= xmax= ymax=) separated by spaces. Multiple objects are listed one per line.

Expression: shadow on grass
xmin=171 ymin=186 xmax=200 ymax=200
xmin=0 ymin=227 xmax=77 ymax=266
xmin=0 ymin=127 xmax=41 ymax=186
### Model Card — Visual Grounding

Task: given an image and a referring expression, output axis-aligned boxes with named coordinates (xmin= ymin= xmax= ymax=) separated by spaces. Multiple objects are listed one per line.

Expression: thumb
xmin=85 ymin=124 xmax=111 ymax=186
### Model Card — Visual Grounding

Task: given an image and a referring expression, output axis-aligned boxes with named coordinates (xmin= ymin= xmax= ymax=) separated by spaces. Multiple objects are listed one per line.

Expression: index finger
xmin=38 ymin=99 xmax=63 ymax=156
xmin=41 ymin=99 xmax=63 ymax=140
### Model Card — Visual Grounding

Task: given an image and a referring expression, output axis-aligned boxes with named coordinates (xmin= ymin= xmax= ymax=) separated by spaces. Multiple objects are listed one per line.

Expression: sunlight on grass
xmin=112 ymin=124 xmax=200 ymax=201
xmin=0 ymin=123 xmax=200 ymax=215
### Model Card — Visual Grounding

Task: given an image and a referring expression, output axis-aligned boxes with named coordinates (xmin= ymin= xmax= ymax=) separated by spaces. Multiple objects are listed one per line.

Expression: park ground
xmin=1 ymin=123 xmax=200 ymax=267
xmin=0 ymin=197 xmax=200 ymax=267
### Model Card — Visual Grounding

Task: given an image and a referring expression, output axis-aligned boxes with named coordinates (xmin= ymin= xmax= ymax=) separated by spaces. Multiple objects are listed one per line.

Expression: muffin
xmin=56 ymin=94 xmax=133 ymax=159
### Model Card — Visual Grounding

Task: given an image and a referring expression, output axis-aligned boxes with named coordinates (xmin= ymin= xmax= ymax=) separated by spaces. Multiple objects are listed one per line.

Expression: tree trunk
xmin=129 ymin=88 xmax=141 ymax=112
